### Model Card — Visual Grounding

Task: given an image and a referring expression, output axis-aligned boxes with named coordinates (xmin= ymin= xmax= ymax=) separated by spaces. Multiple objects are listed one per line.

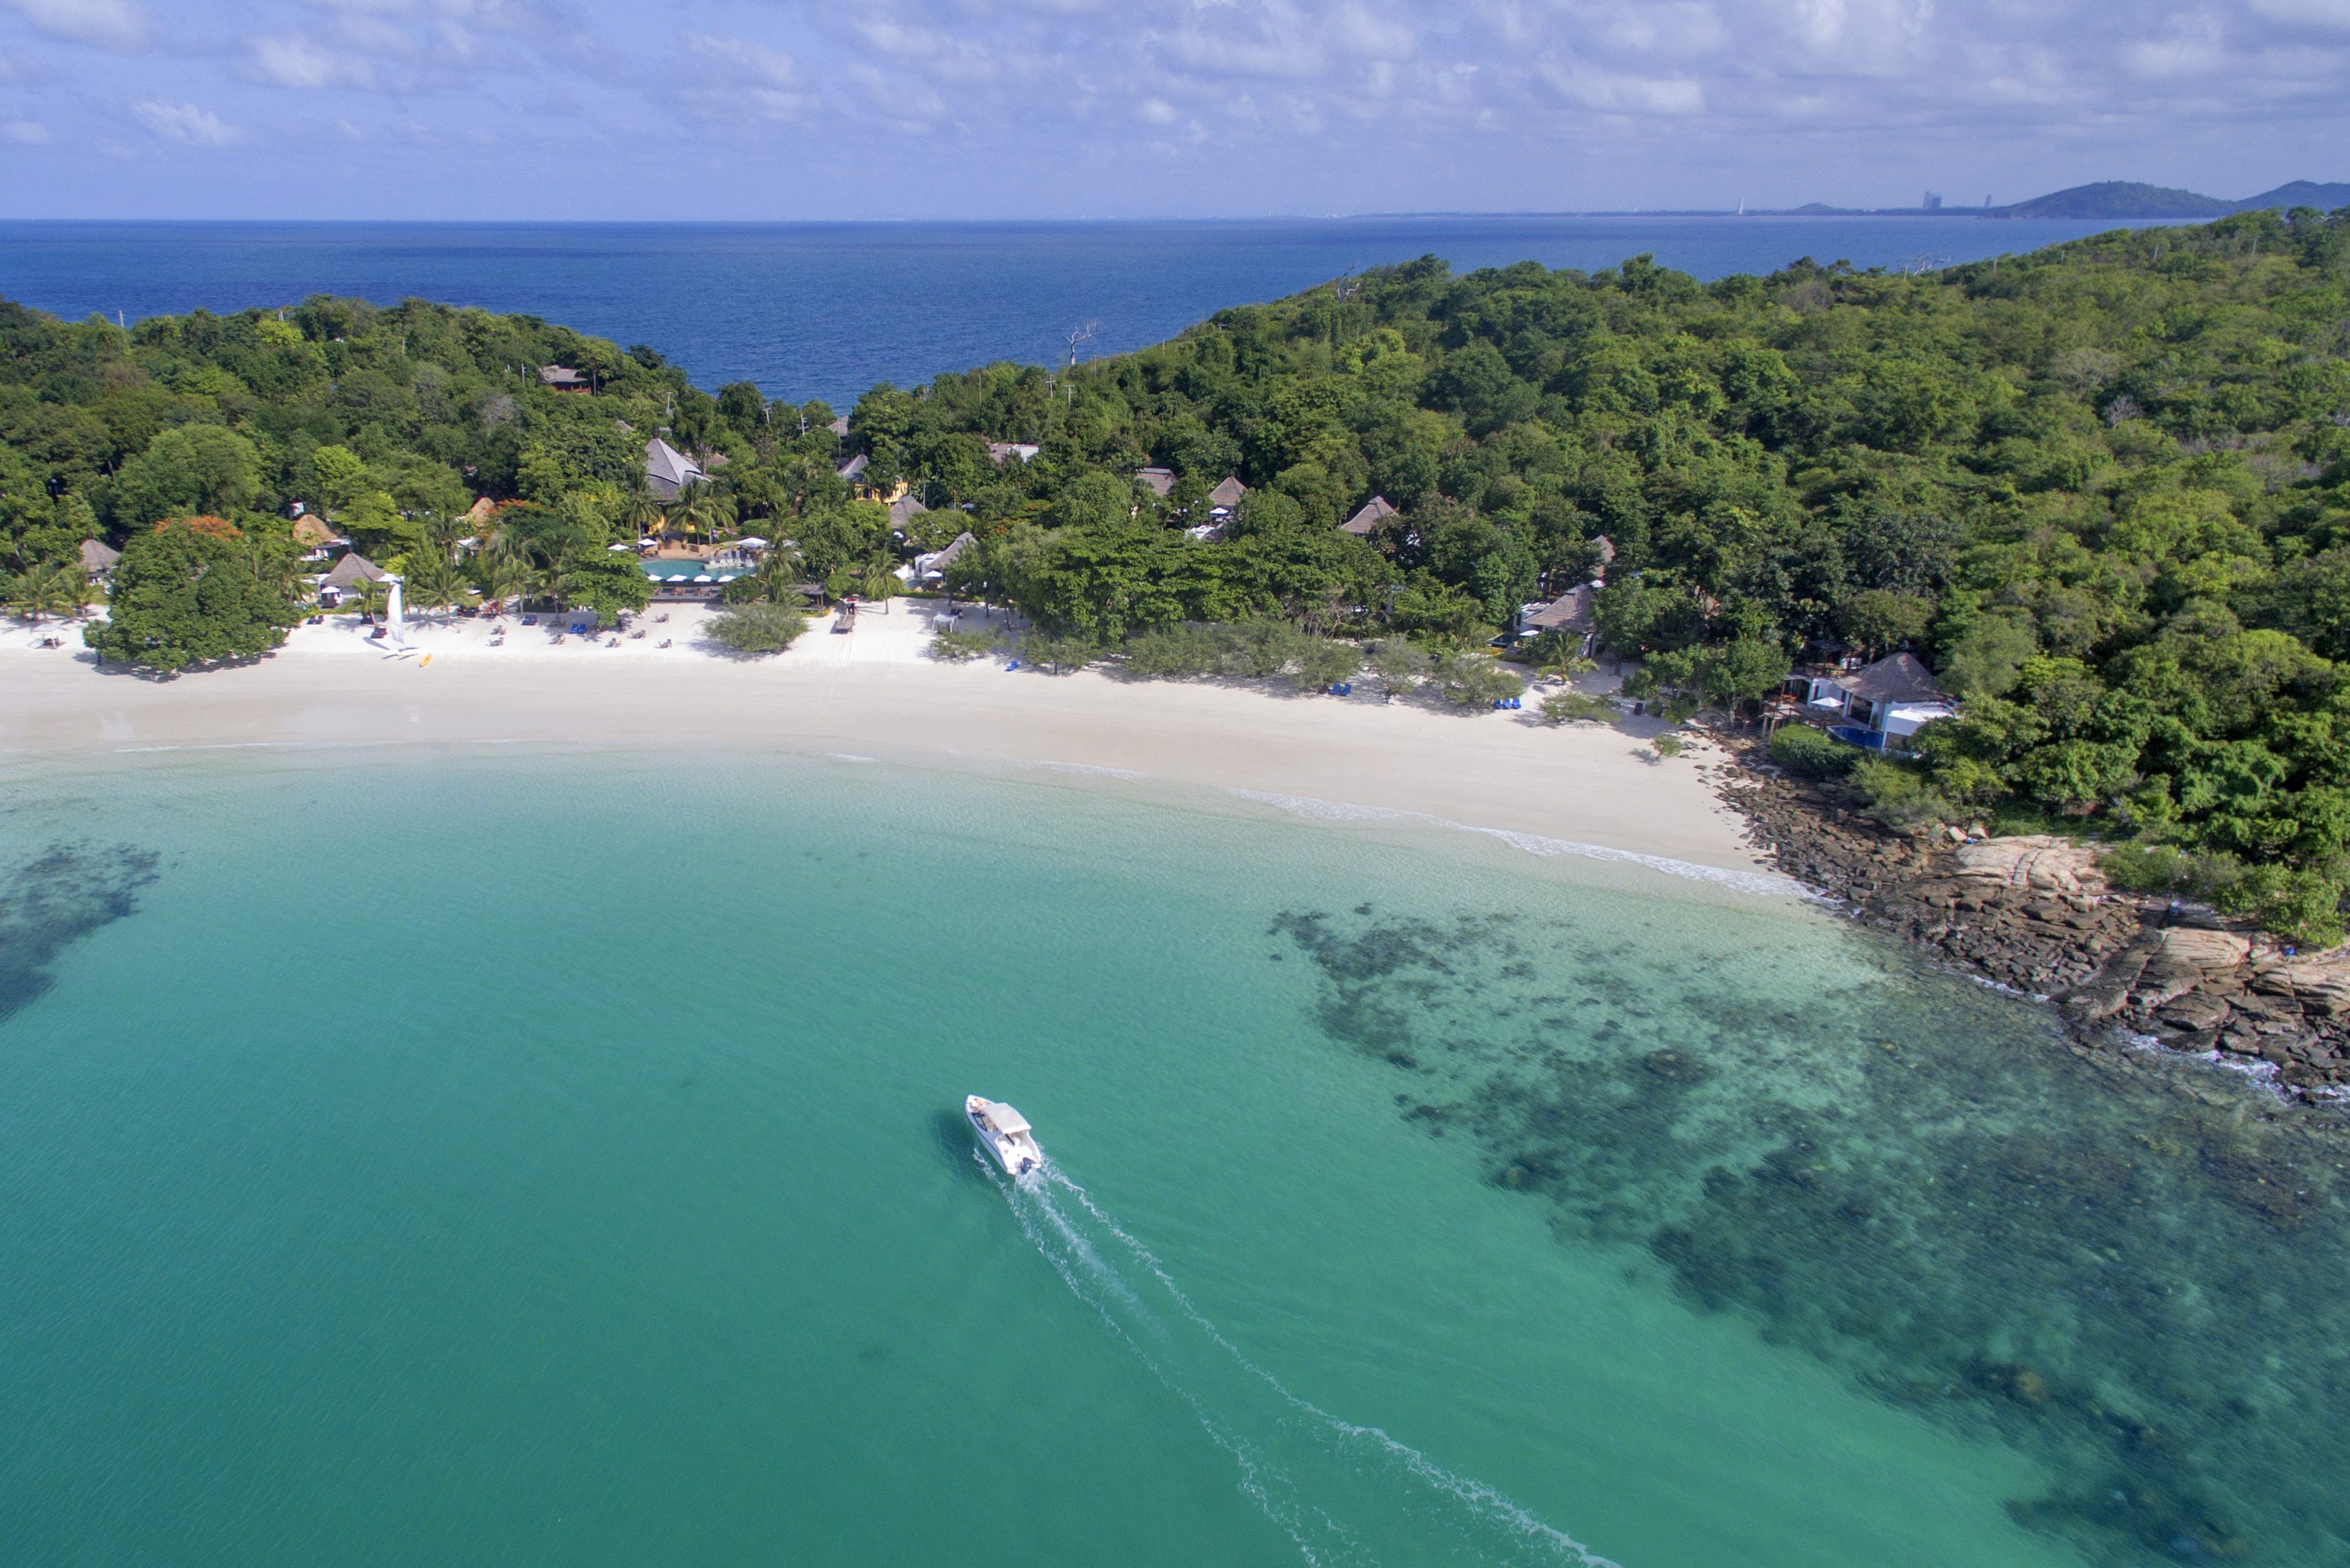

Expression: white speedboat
xmin=966 ymin=1096 xmax=1043 ymax=1176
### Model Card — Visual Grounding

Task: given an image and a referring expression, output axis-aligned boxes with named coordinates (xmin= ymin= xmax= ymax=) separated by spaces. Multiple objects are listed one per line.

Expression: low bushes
xmin=2104 ymin=843 xmax=2347 ymax=950
xmin=1539 ymin=692 xmax=1617 ymax=725
xmin=1769 ymin=724 xmax=1858 ymax=781
xmin=1118 ymin=621 xmax=1360 ymax=692
xmin=706 ymin=601 xmax=808 ymax=654
xmin=928 ymin=627 xmax=999 ymax=662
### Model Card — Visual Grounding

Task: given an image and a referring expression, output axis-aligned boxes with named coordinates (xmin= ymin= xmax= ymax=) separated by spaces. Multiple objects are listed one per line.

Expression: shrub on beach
xmin=1539 ymin=692 xmax=1616 ymax=726
xmin=1427 ymin=652 xmax=1521 ymax=709
xmin=1769 ymin=724 xmax=1858 ymax=780
xmin=928 ymin=627 xmax=999 ymax=662
xmin=1021 ymin=631 xmax=1099 ymax=674
xmin=1115 ymin=621 xmax=1359 ymax=691
xmin=707 ymin=601 xmax=808 ymax=655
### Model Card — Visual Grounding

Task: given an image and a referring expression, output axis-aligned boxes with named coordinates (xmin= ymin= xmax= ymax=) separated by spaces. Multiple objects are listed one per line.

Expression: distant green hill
xmin=1992 ymin=182 xmax=2234 ymax=219
xmin=2239 ymin=181 xmax=2350 ymax=212
xmin=1987 ymin=179 xmax=2350 ymax=220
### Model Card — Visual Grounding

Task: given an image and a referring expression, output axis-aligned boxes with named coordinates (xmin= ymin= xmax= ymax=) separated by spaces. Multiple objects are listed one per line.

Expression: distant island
xmin=1985 ymin=180 xmax=2350 ymax=219
xmin=1549 ymin=178 xmax=2349 ymax=221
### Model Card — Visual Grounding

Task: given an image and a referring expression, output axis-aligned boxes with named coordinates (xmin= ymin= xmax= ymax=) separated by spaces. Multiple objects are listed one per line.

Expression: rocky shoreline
xmin=1708 ymin=748 xmax=2350 ymax=1101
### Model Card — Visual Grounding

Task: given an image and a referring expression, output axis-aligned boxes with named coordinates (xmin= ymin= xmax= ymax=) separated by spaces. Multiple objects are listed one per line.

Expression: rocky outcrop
xmin=1953 ymin=836 xmax=2107 ymax=899
xmin=1713 ymin=754 xmax=2350 ymax=1099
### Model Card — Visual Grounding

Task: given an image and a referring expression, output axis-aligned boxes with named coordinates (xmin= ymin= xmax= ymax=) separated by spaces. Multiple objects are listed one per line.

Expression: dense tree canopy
xmin=6 ymin=205 xmax=2350 ymax=926
xmin=86 ymin=519 xmax=299 ymax=672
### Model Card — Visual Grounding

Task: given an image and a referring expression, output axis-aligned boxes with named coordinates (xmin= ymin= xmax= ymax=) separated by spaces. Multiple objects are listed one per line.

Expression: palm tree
xmin=8 ymin=560 xmax=82 ymax=622
xmin=405 ymin=551 xmax=465 ymax=620
xmin=748 ymin=545 xmax=804 ymax=603
xmin=420 ymin=510 xmax=467 ymax=558
xmin=355 ymin=576 xmax=389 ymax=622
xmin=857 ymin=561 xmax=899 ymax=611
xmin=673 ymin=481 xmax=734 ymax=546
xmin=623 ymin=482 xmax=664 ymax=542
xmin=480 ymin=554 xmax=528 ymax=618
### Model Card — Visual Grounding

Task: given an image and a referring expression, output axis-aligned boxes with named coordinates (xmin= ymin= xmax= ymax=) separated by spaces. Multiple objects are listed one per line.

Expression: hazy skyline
xmin=0 ymin=0 xmax=2339 ymax=220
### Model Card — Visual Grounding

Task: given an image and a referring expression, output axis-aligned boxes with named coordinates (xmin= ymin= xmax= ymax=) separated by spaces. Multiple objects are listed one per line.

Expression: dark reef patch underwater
xmin=1274 ymin=905 xmax=2350 ymax=1567
xmin=0 ymin=845 xmax=159 ymax=1023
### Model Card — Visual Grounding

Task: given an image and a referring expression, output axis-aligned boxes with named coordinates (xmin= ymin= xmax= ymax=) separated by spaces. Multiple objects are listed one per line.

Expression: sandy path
xmin=0 ymin=605 xmax=1764 ymax=876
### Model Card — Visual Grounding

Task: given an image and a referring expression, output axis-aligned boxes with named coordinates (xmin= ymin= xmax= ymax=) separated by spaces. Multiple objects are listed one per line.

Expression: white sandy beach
xmin=0 ymin=603 xmax=1767 ymax=878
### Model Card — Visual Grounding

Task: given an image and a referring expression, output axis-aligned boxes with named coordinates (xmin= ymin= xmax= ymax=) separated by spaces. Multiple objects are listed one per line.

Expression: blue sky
xmin=0 ymin=0 xmax=2340 ymax=218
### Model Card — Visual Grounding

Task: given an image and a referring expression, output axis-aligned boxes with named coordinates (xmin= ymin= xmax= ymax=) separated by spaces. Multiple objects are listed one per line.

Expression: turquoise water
xmin=1 ymin=747 xmax=2344 ymax=1567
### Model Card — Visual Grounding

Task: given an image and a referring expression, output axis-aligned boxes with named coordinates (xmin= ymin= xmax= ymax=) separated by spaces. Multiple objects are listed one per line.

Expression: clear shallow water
xmin=0 ymin=747 xmax=2341 ymax=1567
xmin=0 ymin=216 xmax=2148 ymax=407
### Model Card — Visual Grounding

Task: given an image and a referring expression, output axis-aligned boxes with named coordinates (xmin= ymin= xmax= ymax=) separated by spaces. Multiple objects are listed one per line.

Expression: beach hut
xmin=78 ymin=538 xmax=120 ymax=582
xmin=1134 ymin=467 xmax=1177 ymax=498
xmin=1207 ymin=477 xmax=1247 ymax=515
xmin=317 ymin=552 xmax=388 ymax=608
xmin=836 ymin=452 xmax=869 ymax=484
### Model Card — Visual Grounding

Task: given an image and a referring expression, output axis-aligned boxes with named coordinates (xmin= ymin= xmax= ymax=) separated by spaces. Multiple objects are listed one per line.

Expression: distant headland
xmin=1481 ymin=178 xmax=2348 ymax=221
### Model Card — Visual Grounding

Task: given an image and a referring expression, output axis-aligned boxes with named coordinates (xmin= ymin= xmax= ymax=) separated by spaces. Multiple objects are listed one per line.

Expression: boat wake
xmin=996 ymin=1162 xmax=1618 ymax=1568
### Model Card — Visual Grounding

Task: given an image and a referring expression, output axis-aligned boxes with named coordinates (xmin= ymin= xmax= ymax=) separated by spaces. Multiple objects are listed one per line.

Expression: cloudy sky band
xmin=0 ymin=0 xmax=2339 ymax=218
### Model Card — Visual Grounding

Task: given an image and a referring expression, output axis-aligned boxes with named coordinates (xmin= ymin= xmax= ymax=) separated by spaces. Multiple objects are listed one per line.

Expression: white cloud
xmin=0 ymin=0 xmax=145 ymax=50
xmin=686 ymin=30 xmax=799 ymax=87
xmin=1138 ymin=96 xmax=1177 ymax=123
xmin=4 ymin=114 xmax=48 ymax=140
xmin=130 ymin=96 xmax=237 ymax=146
xmin=250 ymin=33 xmax=378 ymax=88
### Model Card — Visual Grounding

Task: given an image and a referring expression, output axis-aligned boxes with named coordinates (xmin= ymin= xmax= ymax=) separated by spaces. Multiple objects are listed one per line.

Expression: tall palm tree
xmin=480 ymin=553 xmax=529 ymax=618
xmin=623 ymin=482 xmax=664 ymax=542
xmin=673 ymin=481 xmax=734 ymax=546
xmin=856 ymin=561 xmax=898 ymax=611
xmin=420 ymin=510 xmax=467 ymax=558
xmin=405 ymin=551 xmax=465 ymax=619
xmin=355 ymin=576 xmax=389 ymax=622
xmin=748 ymin=545 xmax=804 ymax=603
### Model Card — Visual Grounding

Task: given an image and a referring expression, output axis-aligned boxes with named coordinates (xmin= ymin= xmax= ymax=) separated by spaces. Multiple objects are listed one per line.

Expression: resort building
xmin=1517 ymin=584 xmax=1597 ymax=653
xmin=1340 ymin=496 xmax=1398 ymax=537
xmin=1773 ymin=651 xmax=1957 ymax=752
xmin=537 ymin=365 xmax=590 ymax=393
xmin=1207 ymin=477 xmax=1247 ymax=514
xmin=644 ymin=437 xmax=706 ymax=502
xmin=988 ymin=442 xmax=1040 ymax=465
xmin=78 ymin=538 xmax=120 ymax=583
xmin=1135 ymin=467 xmax=1177 ymax=498
xmin=903 ymin=530 xmax=976 ymax=585
xmin=1832 ymin=652 xmax=1955 ymax=745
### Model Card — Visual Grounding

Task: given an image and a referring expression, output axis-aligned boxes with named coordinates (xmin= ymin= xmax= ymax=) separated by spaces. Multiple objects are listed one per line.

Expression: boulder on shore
xmin=1953 ymin=836 xmax=2107 ymax=899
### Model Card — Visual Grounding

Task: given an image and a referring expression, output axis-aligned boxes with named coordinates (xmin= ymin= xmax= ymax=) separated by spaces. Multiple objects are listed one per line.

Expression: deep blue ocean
xmin=0 ymin=216 xmax=2147 ymax=407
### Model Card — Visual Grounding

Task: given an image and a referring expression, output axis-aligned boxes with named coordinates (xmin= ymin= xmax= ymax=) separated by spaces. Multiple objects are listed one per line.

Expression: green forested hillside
xmin=4 ymin=207 xmax=2349 ymax=932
